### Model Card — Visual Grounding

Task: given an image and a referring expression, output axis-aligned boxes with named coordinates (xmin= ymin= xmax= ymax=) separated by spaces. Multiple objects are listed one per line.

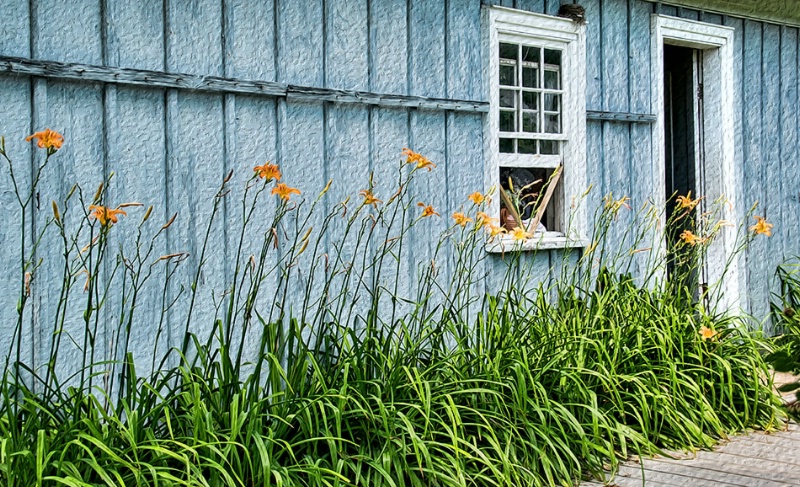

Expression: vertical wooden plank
xmin=105 ymin=0 xmax=164 ymax=70
xmin=167 ymin=0 xmax=222 ymax=75
xmin=326 ymin=104 xmax=371 ymax=326
xmin=326 ymin=0 xmax=369 ymax=91
xmin=602 ymin=0 xmax=628 ymax=113
xmin=409 ymin=0 xmax=446 ymax=99
xmin=583 ymin=0 xmax=603 ymax=111
xmin=105 ymin=88 xmax=169 ymax=372
xmin=33 ymin=0 xmax=102 ymax=64
xmin=742 ymin=20 xmax=764 ymax=318
xmin=223 ymin=95 xmax=278 ymax=363
xmin=0 ymin=0 xmax=32 ymax=367
xmin=676 ymin=7 xmax=699 ymax=21
xmin=226 ymin=0 xmax=276 ymax=80
xmin=277 ymin=100 xmax=325 ymax=321
xmin=720 ymin=15 xmax=748 ymax=314
xmin=780 ymin=27 xmax=798 ymax=285
xmin=786 ymin=28 xmax=800 ymax=251
xmin=409 ymin=110 xmax=447 ymax=302
xmin=515 ymin=0 xmax=545 ymax=14
xmin=35 ymin=81 xmax=106 ymax=380
xmin=277 ymin=0 xmax=323 ymax=85
xmin=447 ymin=0 xmax=482 ymax=101
xmin=659 ymin=5 xmax=677 ymax=17
xmin=761 ymin=24 xmax=782 ymax=325
xmin=544 ymin=0 xmax=561 ymax=17
xmin=407 ymin=0 xmax=447 ymax=302
xmin=0 ymin=0 xmax=30 ymax=57
xmin=102 ymin=0 xmax=167 ymax=373
xmin=446 ymin=112 xmax=485 ymax=319
xmin=370 ymin=108 xmax=411 ymax=309
xmin=165 ymin=0 xmax=226 ymax=349
xmin=700 ymin=12 xmax=723 ymax=25
xmin=369 ymin=0 xmax=407 ymax=94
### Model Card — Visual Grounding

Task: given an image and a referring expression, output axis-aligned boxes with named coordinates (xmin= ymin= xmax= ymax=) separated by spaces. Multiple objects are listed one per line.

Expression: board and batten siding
xmin=0 ymin=0 xmax=796 ymax=374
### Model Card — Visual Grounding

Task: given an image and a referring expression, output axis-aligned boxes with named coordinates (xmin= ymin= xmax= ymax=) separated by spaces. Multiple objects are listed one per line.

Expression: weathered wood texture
xmin=582 ymin=422 xmax=800 ymax=487
xmin=0 ymin=0 xmax=798 ymax=373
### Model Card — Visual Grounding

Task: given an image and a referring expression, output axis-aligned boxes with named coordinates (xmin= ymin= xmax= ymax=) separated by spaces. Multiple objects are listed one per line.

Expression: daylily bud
xmin=142 ymin=205 xmax=153 ymax=222
xmin=162 ymin=213 xmax=177 ymax=230
xmin=51 ymin=201 xmax=61 ymax=223
xmin=93 ymin=182 xmax=104 ymax=202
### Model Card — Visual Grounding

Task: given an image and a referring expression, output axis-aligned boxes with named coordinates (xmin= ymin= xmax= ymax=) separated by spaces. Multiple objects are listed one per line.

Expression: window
xmin=484 ymin=7 xmax=587 ymax=251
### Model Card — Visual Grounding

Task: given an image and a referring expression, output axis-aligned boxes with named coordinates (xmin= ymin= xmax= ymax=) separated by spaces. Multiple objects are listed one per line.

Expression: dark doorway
xmin=663 ymin=44 xmax=702 ymax=282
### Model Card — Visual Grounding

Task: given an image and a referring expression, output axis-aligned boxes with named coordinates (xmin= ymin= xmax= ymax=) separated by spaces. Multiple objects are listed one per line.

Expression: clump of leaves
xmin=768 ymin=260 xmax=800 ymax=414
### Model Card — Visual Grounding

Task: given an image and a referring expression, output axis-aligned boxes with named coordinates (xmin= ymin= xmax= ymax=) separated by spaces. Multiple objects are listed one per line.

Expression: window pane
xmin=518 ymin=139 xmax=537 ymax=154
xmin=522 ymin=112 xmax=538 ymax=133
xmin=544 ymin=70 xmax=560 ymax=90
xmin=544 ymin=49 xmax=561 ymax=67
xmin=499 ymin=138 xmax=515 ymax=153
xmin=500 ymin=110 xmax=516 ymax=132
xmin=499 ymin=64 xmax=517 ymax=86
xmin=544 ymin=93 xmax=560 ymax=112
xmin=545 ymin=114 xmax=560 ymax=133
xmin=522 ymin=91 xmax=538 ymax=110
xmin=499 ymin=43 xmax=517 ymax=60
xmin=522 ymin=67 xmax=538 ymax=88
xmin=499 ymin=89 xmax=517 ymax=108
xmin=540 ymin=140 xmax=559 ymax=155
xmin=522 ymin=45 xmax=539 ymax=64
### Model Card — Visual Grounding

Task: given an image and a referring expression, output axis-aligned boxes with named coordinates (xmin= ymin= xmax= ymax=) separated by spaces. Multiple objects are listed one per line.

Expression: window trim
xmin=483 ymin=6 xmax=587 ymax=252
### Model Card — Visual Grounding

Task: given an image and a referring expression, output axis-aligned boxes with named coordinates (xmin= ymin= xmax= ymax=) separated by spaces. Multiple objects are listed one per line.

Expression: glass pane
xmin=545 ymin=114 xmax=560 ymax=133
xmin=499 ymin=65 xmax=517 ymax=86
xmin=540 ymin=140 xmax=559 ymax=155
xmin=544 ymin=49 xmax=561 ymax=67
xmin=544 ymin=70 xmax=560 ymax=90
xmin=522 ymin=45 xmax=540 ymax=64
xmin=518 ymin=139 xmax=537 ymax=154
xmin=544 ymin=94 xmax=560 ymax=112
xmin=499 ymin=89 xmax=517 ymax=108
xmin=522 ymin=91 xmax=538 ymax=110
xmin=499 ymin=138 xmax=515 ymax=153
xmin=500 ymin=110 xmax=516 ymax=132
xmin=522 ymin=67 xmax=538 ymax=88
xmin=499 ymin=43 xmax=517 ymax=60
xmin=522 ymin=112 xmax=538 ymax=133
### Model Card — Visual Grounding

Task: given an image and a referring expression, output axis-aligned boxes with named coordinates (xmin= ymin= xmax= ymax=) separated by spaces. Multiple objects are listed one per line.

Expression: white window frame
xmin=483 ymin=6 xmax=588 ymax=252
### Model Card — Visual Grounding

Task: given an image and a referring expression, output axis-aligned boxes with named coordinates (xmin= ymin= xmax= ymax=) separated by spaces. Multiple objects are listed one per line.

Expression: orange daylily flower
xmin=750 ymin=215 xmax=773 ymax=237
xmin=511 ymin=227 xmax=531 ymax=241
xmin=699 ymin=325 xmax=718 ymax=341
xmin=402 ymin=148 xmax=436 ymax=171
xmin=679 ymin=229 xmax=703 ymax=246
xmin=88 ymin=205 xmax=127 ymax=227
xmin=254 ymin=162 xmax=281 ymax=181
xmin=676 ymin=191 xmax=701 ymax=210
xmin=272 ymin=183 xmax=301 ymax=201
xmin=486 ymin=224 xmax=506 ymax=238
xmin=25 ymin=128 xmax=64 ymax=151
xmin=359 ymin=189 xmax=382 ymax=207
xmin=468 ymin=192 xmax=485 ymax=205
xmin=476 ymin=211 xmax=497 ymax=228
xmin=452 ymin=212 xmax=473 ymax=227
xmin=417 ymin=202 xmax=439 ymax=218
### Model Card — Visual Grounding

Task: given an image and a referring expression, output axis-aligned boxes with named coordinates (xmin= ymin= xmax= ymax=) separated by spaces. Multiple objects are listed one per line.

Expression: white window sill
xmin=484 ymin=232 xmax=589 ymax=253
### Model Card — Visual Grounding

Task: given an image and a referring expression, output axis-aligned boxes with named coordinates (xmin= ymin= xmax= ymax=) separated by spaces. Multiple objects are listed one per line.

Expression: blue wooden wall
xmin=0 ymin=0 xmax=796 ymax=373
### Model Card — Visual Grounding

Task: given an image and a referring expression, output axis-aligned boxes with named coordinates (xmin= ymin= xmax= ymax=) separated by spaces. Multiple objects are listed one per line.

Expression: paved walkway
xmin=583 ymin=421 xmax=800 ymax=487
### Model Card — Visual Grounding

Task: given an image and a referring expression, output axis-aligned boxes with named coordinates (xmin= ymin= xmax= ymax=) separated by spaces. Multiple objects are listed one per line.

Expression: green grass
xmin=0 ymin=138 xmax=784 ymax=486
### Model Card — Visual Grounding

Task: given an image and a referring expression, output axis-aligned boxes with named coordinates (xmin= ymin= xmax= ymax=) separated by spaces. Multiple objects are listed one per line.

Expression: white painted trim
xmin=484 ymin=6 xmax=587 ymax=249
xmin=485 ymin=234 xmax=590 ymax=253
xmin=651 ymin=14 xmax=740 ymax=313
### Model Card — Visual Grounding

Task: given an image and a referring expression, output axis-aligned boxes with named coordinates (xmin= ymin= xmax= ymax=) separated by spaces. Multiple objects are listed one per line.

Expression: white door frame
xmin=650 ymin=15 xmax=740 ymax=313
